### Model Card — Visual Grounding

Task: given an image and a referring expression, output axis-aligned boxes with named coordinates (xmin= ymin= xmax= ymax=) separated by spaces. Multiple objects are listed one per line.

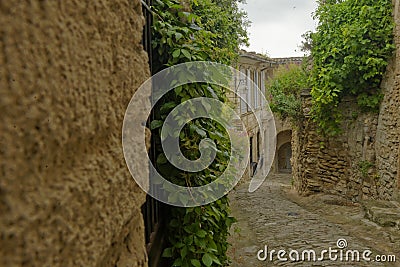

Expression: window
xmin=257 ymin=131 xmax=260 ymax=161
xmin=254 ymin=71 xmax=259 ymax=109
xmin=239 ymin=67 xmax=247 ymax=114
xmin=260 ymin=71 xmax=265 ymax=107
xmin=246 ymin=69 xmax=251 ymax=111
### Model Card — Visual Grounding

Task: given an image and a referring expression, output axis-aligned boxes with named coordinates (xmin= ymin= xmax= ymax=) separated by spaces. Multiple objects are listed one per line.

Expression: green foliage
xmin=191 ymin=0 xmax=249 ymax=64
xmin=310 ymin=0 xmax=395 ymax=136
xmin=162 ymin=199 xmax=237 ymax=267
xmin=266 ymin=64 xmax=310 ymax=120
xmin=151 ymin=0 xmax=248 ymax=72
xmin=358 ymin=160 xmax=374 ymax=178
xmin=150 ymin=0 xmax=248 ymax=266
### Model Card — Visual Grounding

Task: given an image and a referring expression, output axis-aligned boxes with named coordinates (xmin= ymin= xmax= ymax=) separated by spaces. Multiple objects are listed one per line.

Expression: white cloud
xmin=240 ymin=0 xmax=318 ymax=57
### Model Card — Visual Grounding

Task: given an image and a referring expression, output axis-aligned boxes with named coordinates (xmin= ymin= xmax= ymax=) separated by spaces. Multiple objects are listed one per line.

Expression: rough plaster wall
xmin=0 ymin=1 xmax=150 ymax=266
xmin=376 ymin=0 xmax=400 ymax=199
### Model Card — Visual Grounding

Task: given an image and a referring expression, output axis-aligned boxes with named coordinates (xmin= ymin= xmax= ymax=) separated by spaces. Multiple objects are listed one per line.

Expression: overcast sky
xmin=239 ymin=0 xmax=318 ymax=58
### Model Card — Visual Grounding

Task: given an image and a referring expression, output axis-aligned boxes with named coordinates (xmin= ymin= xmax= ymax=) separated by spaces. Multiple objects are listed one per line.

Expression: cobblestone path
xmin=227 ymin=174 xmax=399 ymax=267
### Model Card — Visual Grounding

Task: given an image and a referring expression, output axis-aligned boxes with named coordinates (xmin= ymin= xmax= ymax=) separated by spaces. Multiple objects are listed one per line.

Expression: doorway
xmin=278 ymin=142 xmax=292 ymax=173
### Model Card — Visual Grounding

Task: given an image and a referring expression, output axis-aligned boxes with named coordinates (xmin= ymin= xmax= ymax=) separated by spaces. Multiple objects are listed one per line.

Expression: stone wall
xmin=375 ymin=0 xmax=400 ymax=200
xmin=293 ymin=92 xmax=380 ymax=200
xmin=0 ymin=1 xmax=150 ymax=266
xmin=292 ymin=1 xmax=400 ymax=201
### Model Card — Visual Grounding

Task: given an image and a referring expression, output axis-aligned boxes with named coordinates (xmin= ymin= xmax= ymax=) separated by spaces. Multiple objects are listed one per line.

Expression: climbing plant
xmin=266 ymin=63 xmax=310 ymax=121
xmin=150 ymin=0 xmax=248 ymax=266
xmin=310 ymin=0 xmax=395 ymax=136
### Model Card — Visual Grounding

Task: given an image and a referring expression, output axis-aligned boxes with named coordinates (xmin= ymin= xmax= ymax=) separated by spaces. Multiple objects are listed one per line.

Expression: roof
xmin=239 ymin=50 xmax=275 ymax=64
xmin=239 ymin=50 xmax=304 ymax=67
xmin=272 ymin=57 xmax=303 ymax=64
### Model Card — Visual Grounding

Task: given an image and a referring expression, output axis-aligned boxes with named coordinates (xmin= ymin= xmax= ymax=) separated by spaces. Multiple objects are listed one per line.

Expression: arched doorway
xmin=278 ymin=142 xmax=292 ymax=173
xmin=275 ymin=130 xmax=292 ymax=173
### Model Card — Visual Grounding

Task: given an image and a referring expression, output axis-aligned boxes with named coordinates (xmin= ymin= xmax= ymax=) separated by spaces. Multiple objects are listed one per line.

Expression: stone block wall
xmin=0 ymin=1 xmax=150 ymax=266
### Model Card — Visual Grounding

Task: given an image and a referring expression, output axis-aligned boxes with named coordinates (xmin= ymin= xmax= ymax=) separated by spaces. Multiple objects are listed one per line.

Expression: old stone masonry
xmin=228 ymin=174 xmax=400 ymax=267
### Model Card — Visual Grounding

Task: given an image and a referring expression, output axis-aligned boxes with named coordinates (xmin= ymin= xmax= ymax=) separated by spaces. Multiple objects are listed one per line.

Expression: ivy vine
xmin=150 ymin=0 xmax=248 ymax=266
xmin=310 ymin=0 xmax=395 ymax=136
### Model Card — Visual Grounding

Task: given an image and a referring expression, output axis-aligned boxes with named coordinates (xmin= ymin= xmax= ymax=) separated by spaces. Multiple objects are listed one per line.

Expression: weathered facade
xmin=0 ymin=1 xmax=151 ymax=266
xmin=234 ymin=52 xmax=304 ymax=178
xmin=235 ymin=51 xmax=276 ymax=180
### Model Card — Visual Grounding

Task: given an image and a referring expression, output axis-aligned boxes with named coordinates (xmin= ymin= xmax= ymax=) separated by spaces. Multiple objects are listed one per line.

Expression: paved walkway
xmin=227 ymin=174 xmax=400 ymax=267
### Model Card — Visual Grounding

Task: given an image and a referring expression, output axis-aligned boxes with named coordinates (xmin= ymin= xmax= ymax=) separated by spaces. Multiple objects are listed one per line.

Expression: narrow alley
xmin=228 ymin=174 xmax=400 ymax=266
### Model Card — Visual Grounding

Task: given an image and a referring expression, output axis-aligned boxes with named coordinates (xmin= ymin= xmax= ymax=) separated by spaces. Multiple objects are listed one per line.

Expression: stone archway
xmin=274 ymin=130 xmax=293 ymax=173
xmin=278 ymin=142 xmax=292 ymax=173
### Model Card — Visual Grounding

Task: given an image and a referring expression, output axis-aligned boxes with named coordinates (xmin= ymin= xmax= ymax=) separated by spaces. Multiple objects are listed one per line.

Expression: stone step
xmin=362 ymin=200 xmax=400 ymax=229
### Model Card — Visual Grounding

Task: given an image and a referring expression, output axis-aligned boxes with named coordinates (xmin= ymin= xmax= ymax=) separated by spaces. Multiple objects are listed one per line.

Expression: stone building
xmin=0 ymin=1 xmax=153 ymax=266
xmin=234 ymin=52 xmax=306 ymax=178
xmin=234 ymin=51 xmax=275 ymax=180
xmin=268 ymin=57 xmax=304 ymax=174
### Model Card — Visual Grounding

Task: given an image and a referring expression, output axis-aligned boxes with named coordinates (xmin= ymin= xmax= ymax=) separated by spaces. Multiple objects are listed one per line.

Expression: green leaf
xmin=194 ymin=236 xmax=206 ymax=248
xmin=156 ymin=153 xmax=168 ymax=165
xmin=202 ymin=253 xmax=213 ymax=267
xmin=210 ymin=254 xmax=221 ymax=265
xmin=175 ymin=32 xmax=183 ymax=40
xmin=175 ymin=242 xmax=185 ymax=249
xmin=162 ymin=248 xmax=173 ymax=258
xmin=196 ymin=229 xmax=207 ymax=238
xmin=172 ymin=258 xmax=182 ymax=266
xmin=180 ymin=246 xmax=187 ymax=258
xmin=190 ymin=259 xmax=201 ymax=267
xmin=208 ymin=240 xmax=218 ymax=251
xmin=206 ymin=86 xmax=219 ymax=99
xmin=181 ymin=49 xmax=191 ymax=59
xmin=161 ymin=102 xmax=177 ymax=113
xmin=173 ymin=49 xmax=181 ymax=58
xmin=170 ymin=219 xmax=179 ymax=227
xmin=194 ymin=126 xmax=207 ymax=137
xmin=175 ymin=86 xmax=183 ymax=95
xmin=150 ymin=120 xmax=163 ymax=130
